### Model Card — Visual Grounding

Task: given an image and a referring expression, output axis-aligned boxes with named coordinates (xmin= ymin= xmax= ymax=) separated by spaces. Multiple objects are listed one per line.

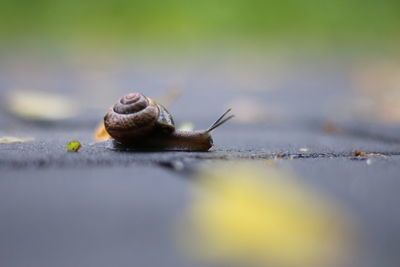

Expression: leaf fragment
xmin=94 ymin=123 xmax=113 ymax=141
xmin=353 ymin=150 xmax=383 ymax=157
xmin=67 ymin=141 xmax=81 ymax=152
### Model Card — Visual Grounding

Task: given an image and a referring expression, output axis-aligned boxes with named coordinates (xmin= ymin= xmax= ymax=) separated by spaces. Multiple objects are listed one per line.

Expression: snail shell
xmin=104 ymin=93 xmax=174 ymax=144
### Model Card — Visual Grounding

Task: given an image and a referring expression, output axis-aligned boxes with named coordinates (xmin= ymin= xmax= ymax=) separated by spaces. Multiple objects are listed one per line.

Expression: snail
xmin=104 ymin=93 xmax=234 ymax=151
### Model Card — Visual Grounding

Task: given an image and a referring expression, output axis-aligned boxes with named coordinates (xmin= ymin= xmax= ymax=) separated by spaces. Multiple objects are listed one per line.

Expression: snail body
xmin=104 ymin=93 xmax=233 ymax=151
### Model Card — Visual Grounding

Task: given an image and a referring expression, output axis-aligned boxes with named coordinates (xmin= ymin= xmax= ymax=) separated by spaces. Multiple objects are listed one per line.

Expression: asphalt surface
xmin=1 ymin=56 xmax=400 ymax=267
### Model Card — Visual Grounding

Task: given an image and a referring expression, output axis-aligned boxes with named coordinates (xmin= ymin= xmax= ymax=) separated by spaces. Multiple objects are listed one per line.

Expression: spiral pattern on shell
xmin=104 ymin=93 xmax=173 ymax=144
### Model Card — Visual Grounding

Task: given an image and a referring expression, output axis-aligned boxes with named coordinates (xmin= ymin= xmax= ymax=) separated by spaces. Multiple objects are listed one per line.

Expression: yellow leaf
xmin=178 ymin=122 xmax=195 ymax=131
xmin=0 ymin=136 xmax=34 ymax=144
xmin=93 ymin=122 xmax=113 ymax=141
xmin=7 ymin=90 xmax=78 ymax=121
xmin=66 ymin=141 xmax=81 ymax=152
xmin=179 ymin=163 xmax=355 ymax=267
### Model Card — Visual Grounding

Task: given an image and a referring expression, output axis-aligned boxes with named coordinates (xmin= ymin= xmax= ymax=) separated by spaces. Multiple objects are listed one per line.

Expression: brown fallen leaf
xmin=353 ymin=150 xmax=383 ymax=157
xmin=274 ymin=153 xmax=285 ymax=159
xmin=94 ymin=123 xmax=113 ymax=141
xmin=0 ymin=136 xmax=34 ymax=144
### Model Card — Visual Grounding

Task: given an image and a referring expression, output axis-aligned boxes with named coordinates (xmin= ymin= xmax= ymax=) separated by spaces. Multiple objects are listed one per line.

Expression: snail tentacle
xmin=206 ymin=108 xmax=235 ymax=133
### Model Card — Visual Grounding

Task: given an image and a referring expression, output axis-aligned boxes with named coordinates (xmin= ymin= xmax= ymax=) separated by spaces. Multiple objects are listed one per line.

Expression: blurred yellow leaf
xmin=94 ymin=122 xmax=113 ymax=141
xmin=352 ymin=59 xmax=400 ymax=124
xmin=0 ymin=136 xmax=34 ymax=144
xmin=6 ymin=90 xmax=78 ymax=121
xmin=179 ymin=163 xmax=354 ymax=267
xmin=177 ymin=122 xmax=195 ymax=131
xmin=66 ymin=141 xmax=81 ymax=152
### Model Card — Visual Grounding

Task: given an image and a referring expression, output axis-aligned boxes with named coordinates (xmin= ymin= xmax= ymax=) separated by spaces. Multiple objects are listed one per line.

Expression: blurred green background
xmin=1 ymin=0 xmax=399 ymax=52
xmin=2 ymin=0 xmax=400 ymax=125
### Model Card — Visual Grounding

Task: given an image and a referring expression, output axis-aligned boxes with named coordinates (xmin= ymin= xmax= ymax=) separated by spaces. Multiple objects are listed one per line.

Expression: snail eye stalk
xmin=206 ymin=108 xmax=234 ymax=133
